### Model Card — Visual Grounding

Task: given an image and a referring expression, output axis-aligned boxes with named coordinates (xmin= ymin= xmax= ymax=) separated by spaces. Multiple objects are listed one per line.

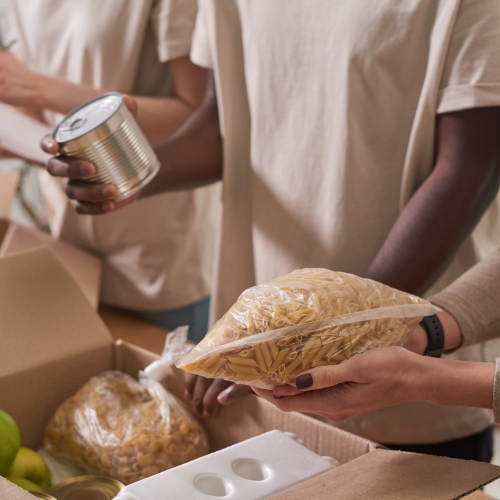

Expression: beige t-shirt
xmin=192 ymin=0 xmax=500 ymax=443
xmin=10 ymin=0 xmax=220 ymax=310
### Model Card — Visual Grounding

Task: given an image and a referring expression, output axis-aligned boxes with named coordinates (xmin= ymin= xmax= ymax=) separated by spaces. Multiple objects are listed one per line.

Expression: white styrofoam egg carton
xmin=114 ymin=430 xmax=338 ymax=500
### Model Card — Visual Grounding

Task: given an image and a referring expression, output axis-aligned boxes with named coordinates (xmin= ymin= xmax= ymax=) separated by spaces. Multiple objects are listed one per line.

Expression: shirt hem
xmin=157 ymin=37 xmax=193 ymax=63
xmin=99 ymin=288 xmax=211 ymax=312
xmin=437 ymin=83 xmax=500 ymax=114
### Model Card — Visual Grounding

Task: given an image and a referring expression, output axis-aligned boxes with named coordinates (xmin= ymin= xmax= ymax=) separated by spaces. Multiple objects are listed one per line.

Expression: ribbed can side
xmin=64 ymin=108 xmax=160 ymax=201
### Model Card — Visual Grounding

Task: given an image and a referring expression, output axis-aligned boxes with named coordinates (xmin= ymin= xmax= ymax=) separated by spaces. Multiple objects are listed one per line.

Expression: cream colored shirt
xmin=10 ymin=0 xmax=220 ymax=310
xmin=192 ymin=0 xmax=500 ymax=443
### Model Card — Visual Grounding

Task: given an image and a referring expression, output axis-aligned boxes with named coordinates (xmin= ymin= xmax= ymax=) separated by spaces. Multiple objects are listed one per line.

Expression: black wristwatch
xmin=420 ymin=314 xmax=445 ymax=358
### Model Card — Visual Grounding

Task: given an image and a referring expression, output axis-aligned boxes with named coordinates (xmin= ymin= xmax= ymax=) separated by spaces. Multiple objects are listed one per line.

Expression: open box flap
xmin=270 ymin=449 xmax=500 ymax=500
xmin=0 ymin=219 xmax=102 ymax=308
xmin=0 ymin=476 xmax=38 ymax=500
xmin=0 ymin=247 xmax=114 ymax=447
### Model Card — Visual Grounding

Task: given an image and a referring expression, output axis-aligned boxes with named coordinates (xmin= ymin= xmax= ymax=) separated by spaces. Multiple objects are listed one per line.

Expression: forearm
xmin=140 ymin=77 xmax=222 ymax=196
xmin=364 ymin=164 xmax=499 ymax=295
xmin=37 ymin=77 xmax=194 ymax=143
xmin=364 ymin=107 xmax=500 ymax=295
xmin=416 ymin=356 xmax=495 ymax=410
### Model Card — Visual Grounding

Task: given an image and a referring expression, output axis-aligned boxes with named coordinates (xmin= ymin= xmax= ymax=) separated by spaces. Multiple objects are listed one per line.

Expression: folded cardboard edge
xmin=0 ymin=219 xmax=102 ymax=308
xmin=269 ymin=449 xmax=500 ymax=500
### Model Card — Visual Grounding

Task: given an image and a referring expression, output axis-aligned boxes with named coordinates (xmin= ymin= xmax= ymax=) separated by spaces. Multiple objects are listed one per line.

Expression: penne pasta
xmin=176 ymin=268 xmax=434 ymax=389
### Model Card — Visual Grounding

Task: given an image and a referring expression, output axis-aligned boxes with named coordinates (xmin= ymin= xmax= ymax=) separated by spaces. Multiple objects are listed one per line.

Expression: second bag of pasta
xmin=176 ymin=268 xmax=438 ymax=389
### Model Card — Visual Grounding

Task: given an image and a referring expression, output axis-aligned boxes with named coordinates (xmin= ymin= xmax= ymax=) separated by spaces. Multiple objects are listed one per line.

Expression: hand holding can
xmin=41 ymin=94 xmax=155 ymax=214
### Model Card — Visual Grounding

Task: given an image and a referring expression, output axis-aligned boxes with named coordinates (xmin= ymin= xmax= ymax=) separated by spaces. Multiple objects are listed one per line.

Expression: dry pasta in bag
xmin=176 ymin=268 xmax=439 ymax=389
xmin=43 ymin=332 xmax=209 ymax=484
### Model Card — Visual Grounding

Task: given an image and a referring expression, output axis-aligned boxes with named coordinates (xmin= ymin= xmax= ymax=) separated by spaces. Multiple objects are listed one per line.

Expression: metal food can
xmin=47 ymin=475 xmax=124 ymax=500
xmin=53 ymin=93 xmax=160 ymax=202
xmin=28 ymin=493 xmax=57 ymax=500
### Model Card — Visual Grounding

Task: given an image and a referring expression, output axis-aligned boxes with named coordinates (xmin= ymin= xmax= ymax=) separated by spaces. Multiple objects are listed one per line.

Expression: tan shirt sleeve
xmin=429 ymin=250 xmax=500 ymax=347
xmin=152 ymin=0 xmax=198 ymax=62
xmin=437 ymin=0 xmax=500 ymax=114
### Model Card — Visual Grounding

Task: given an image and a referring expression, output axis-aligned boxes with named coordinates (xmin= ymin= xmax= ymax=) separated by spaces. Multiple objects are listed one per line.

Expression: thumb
xmin=122 ymin=94 xmax=137 ymax=118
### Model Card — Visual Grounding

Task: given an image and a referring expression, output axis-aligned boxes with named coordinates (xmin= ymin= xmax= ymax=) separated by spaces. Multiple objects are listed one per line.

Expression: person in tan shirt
xmin=42 ymin=0 xmax=500 ymax=461
xmin=0 ymin=0 xmax=219 ymax=342
xmin=256 ymin=248 xmax=500 ymax=461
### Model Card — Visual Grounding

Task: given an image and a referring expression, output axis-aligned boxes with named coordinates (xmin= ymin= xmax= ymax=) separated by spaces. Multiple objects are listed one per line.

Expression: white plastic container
xmin=114 ymin=430 xmax=338 ymax=500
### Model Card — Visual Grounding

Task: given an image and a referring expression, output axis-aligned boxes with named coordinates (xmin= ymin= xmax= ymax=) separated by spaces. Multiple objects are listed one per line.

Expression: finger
xmin=274 ymin=363 xmax=353 ymax=396
xmin=46 ymin=156 xmax=96 ymax=179
xmin=252 ymin=388 xmax=275 ymax=403
xmin=218 ymin=383 xmax=253 ymax=405
xmin=184 ymin=373 xmax=198 ymax=401
xmin=64 ymin=180 xmax=117 ymax=202
xmin=71 ymin=200 xmax=116 ymax=215
xmin=41 ymin=135 xmax=60 ymax=155
xmin=202 ymin=379 xmax=233 ymax=418
xmin=122 ymin=94 xmax=137 ymax=117
xmin=192 ymin=376 xmax=213 ymax=414
xmin=272 ymin=385 xmax=302 ymax=398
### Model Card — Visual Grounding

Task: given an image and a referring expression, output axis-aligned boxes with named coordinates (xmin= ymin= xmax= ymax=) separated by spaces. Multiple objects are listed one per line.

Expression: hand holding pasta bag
xmin=176 ymin=269 xmax=439 ymax=389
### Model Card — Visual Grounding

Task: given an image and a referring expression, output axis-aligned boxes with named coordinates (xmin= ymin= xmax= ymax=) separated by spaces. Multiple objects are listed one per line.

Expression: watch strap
xmin=420 ymin=314 xmax=444 ymax=358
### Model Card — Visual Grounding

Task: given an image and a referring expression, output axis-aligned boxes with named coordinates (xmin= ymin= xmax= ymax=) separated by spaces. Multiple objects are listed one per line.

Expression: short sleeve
xmin=190 ymin=0 xmax=213 ymax=69
xmin=151 ymin=0 xmax=198 ymax=62
xmin=437 ymin=0 xmax=500 ymax=114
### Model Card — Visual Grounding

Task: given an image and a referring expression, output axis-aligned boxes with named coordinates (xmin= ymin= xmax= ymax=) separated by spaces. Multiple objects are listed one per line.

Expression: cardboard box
xmin=0 ymin=248 xmax=499 ymax=500
xmin=0 ymin=218 xmax=102 ymax=308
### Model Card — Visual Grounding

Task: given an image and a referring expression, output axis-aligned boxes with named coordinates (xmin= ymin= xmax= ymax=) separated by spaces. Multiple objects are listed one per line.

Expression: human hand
xmin=184 ymin=373 xmax=253 ymax=419
xmin=0 ymin=50 xmax=42 ymax=108
xmin=252 ymin=347 xmax=424 ymax=421
xmin=41 ymin=95 xmax=139 ymax=214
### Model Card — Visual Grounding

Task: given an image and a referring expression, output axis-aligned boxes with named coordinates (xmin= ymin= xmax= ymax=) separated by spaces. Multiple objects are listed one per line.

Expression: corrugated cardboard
xmin=0 ymin=218 xmax=102 ymax=308
xmin=0 ymin=248 xmax=499 ymax=500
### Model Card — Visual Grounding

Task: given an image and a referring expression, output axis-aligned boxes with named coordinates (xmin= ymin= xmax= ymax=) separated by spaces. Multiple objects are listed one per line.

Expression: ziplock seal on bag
xmin=43 ymin=326 xmax=209 ymax=485
xmin=176 ymin=268 xmax=440 ymax=389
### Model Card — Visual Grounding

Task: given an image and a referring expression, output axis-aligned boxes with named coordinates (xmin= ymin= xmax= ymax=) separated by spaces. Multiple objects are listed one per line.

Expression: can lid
xmin=53 ymin=93 xmax=123 ymax=143
xmin=47 ymin=475 xmax=125 ymax=500
xmin=28 ymin=492 xmax=57 ymax=500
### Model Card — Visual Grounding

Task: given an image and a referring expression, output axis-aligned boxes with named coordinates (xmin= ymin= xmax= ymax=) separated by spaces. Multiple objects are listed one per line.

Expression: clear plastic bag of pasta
xmin=43 ymin=370 xmax=209 ymax=484
xmin=176 ymin=268 xmax=439 ymax=389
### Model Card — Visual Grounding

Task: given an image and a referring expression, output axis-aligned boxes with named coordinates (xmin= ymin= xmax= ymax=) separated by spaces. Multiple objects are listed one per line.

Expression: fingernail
xmin=102 ymin=185 xmax=116 ymax=198
xmin=296 ymin=374 xmax=313 ymax=390
xmin=273 ymin=394 xmax=284 ymax=400
xmin=203 ymin=410 xmax=211 ymax=418
xmin=184 ymin=390 xmax=192 ymax=401
xmin=47 ymin=138 xmax=55 ymax=149
xmin=78 ymin=162 xmax=93 ymax=177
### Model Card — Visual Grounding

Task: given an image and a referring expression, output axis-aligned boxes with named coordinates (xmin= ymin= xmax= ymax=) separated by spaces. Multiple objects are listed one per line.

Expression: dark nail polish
xmin=273 ymin=394 xmax=284 ymax=400
xmin=296 ymin=374 xmax=313 ymax=390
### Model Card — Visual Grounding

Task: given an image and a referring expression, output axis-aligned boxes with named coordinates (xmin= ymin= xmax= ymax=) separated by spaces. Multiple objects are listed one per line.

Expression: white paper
xmin=0 ymin=102 xmax=52 ymax=164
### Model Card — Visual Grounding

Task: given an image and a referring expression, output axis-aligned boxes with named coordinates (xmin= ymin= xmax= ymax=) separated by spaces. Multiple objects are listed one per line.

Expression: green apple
xmin=0 ymin=409 xmax=21 ymax=475
xmin=4 ymin=476 xmax=44 ymax=492
xmin=6 ymin=447 xmax=52 ymax=491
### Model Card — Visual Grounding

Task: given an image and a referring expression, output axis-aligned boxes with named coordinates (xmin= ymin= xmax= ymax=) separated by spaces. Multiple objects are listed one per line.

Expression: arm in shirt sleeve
xmin=430 ymin=250 xmax=500 ymax=423
xmin=429 ymin=249 xmax=500 ymax=347
xmin=363 ymin=1 xmax=500 ymax=295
